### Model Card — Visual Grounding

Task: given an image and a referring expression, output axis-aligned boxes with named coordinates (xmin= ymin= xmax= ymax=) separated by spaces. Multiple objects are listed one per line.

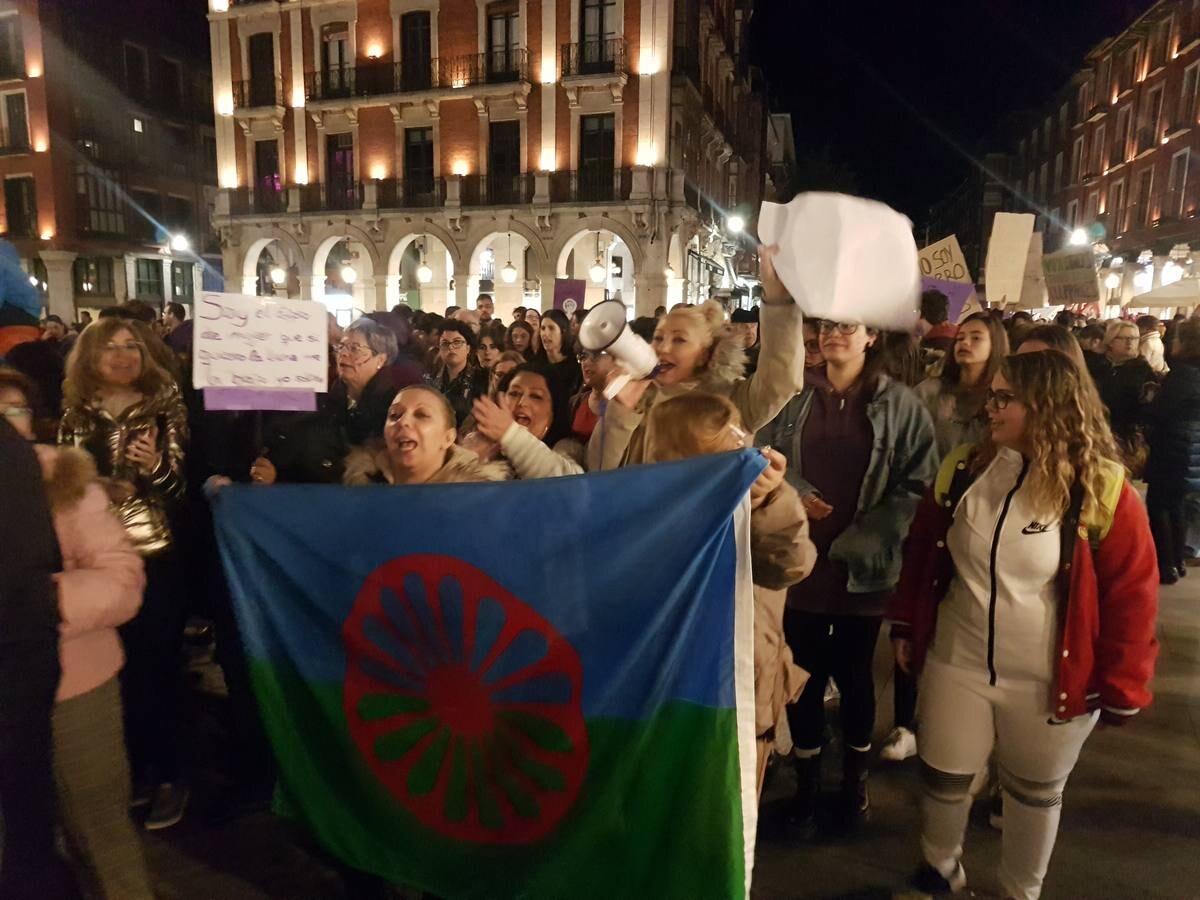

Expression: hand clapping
xmin=124 ymin=424 xmax=161 ymax=475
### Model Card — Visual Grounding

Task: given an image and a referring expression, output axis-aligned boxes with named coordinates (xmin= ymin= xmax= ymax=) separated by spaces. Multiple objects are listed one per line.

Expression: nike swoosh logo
xmin=1022 ymin=522 xmax=1051 ymax=535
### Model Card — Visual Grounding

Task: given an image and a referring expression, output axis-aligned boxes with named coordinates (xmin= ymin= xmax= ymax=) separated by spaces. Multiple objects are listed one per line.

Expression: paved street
xmin=140 ymin=579 xmax=1200 ymax=900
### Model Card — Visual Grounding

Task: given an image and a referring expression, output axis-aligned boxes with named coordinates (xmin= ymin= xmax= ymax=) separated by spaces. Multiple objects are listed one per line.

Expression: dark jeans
xmin=0 ymin=642 xmax=80 ymax=900
xmin=894 ymin=663 xmax=918 ymax=731
xmin=783 ymin=609 xmax=882 ymax=752
xmin=1147 ymin=483 xmax=1185 ymax=576
xmin=119 ymin=550 xmax=188 ymax=784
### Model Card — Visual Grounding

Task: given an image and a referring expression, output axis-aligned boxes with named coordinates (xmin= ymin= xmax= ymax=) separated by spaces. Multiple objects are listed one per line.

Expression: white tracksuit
xmin=918 ymin=449 xmax=1098 ymax=900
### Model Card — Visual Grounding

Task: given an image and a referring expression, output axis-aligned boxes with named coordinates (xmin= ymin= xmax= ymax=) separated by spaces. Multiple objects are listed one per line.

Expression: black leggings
xmin=1147 ymin=483 xmax=1185 ymax=575
xmin=783 ymin=610 xmax=882 ymax=752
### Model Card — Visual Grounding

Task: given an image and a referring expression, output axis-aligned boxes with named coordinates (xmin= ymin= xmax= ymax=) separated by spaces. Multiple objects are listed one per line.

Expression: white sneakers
xmin=878 ymin=725 xmax=918 ymax=762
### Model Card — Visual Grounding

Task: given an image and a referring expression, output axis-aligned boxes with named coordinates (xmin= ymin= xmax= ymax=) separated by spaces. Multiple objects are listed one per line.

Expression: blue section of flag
xmin=214 ymin=450 xmax=764 ymax=720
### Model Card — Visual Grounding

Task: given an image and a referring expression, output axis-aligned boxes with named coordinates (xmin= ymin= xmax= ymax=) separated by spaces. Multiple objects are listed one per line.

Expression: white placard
xmin=1042 ymin=246 xmax=1100 ymax=305
xmin=918 ymin=234 xmax=972 ymax=283
xmin=759 ymin=192 xmax=921 ymax=332
xmin=192 ymin=292 xmax=328 ymax=391
xmin=984 ymin=212 xmax=1036 ymax=307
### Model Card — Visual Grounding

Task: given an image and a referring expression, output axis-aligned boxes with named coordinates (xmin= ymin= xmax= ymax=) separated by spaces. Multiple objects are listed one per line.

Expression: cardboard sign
xmin=1016 ymin=234 xmax=1048 ymax=310
xmin=1042 ymin=246 xmax=1100 ymax=305
xmin=554 ymin=278 xmax=587 ymax=315
xmin=192 ymin=292 xmax=328 ymax=394
xmin=984 ymin=213 xmax=1036 ymax=307
xmin=918 ymin=234 xmax=972 ymax=283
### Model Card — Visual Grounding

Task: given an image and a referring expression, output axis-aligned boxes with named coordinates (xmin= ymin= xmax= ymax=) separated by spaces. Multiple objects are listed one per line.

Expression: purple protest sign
xmin=204 ymin=388 xmax=317 ymax=412
xmin=921 ymin=276 xmax=978 ymax=324
xmin=554 ymin=278 xmax=587 ymax=316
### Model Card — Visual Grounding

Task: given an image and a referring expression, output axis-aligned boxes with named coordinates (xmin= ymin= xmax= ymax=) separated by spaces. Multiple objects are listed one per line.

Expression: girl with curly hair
xmin=889 ymin=350 xmax=1158 ymax=900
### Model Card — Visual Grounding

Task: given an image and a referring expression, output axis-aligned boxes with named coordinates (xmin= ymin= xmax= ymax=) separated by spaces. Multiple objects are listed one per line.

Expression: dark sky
xmin=749 ymin=0 xmax=1157 ymax=225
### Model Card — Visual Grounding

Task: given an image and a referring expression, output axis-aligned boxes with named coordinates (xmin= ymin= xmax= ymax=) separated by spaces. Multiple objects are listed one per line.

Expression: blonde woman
xmin=1093 ymin=319 xmax=1156 ymax=452
xmin=59 ymin=317 xmax=191 ymax=830
xmin=587 ymin=247 xmax=804 ymax=470
xmin=889 ymin=350 xmax=1158 ymax=900
xmin=645 ymin=392 xmax=815 ymax=796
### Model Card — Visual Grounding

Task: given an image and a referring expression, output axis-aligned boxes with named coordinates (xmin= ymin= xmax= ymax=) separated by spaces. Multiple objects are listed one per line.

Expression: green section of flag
xmin=250 ymin=659 xmax=744 ymax=900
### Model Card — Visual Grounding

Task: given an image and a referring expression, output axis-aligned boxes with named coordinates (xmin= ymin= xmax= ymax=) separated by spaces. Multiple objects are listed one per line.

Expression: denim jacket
xmin=757 ymin=374 xmax=938 ymax=593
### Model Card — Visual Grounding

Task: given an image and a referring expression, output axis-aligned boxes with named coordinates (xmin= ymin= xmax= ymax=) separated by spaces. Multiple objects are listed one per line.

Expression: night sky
xmin=749 ymin=0 xmax=1157 ymax=225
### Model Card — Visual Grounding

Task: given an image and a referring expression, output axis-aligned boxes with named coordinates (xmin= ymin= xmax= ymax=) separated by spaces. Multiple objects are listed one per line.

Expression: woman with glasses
xmin=803 ymin=321 xmax=825 ymax=370
xmin=570 ymin=348 xmax=615 ymax=441
xmin=59 ymin=317 xmax=191 ymax=830
xmin=330 ymin=317 xmax=399 ymax=448
xmin=1093 ymin=320 xmax=1156 ymax=470
xmin=536 ymin=308 xmax=583 ymax=396
xmin=466 ymin=360 xmax=585 ymax=479
xmin=757 ymin=316 xmax=938 ymax=838
xmin=890 ymin=351 xmax=1157 ymax=900
xmin=506 ymin=320 xmax=535 ymax=360
xmin=588 ymin=247 xmax=805 ymax=470
xmin=1 ymin=368 xmax=154 ymax=896
xmin=427 ymin=319 xmax=487 ymax=428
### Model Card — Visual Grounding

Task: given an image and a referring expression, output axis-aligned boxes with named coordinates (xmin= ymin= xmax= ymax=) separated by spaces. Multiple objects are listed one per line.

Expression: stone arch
xmin=385 ymin=222 xmax=464 ymax=277
xmin=552 ymin=217 xmax=645 ymax=278
xmin=464 ymin=219 xmax=551 ymax=277
xmin=240 ymin=229 xmax=308 ymax=296
xmin=384 ymin=227 xmax=459 ymax=312
xmin=309 ymin=223 xmax=383 ymax=280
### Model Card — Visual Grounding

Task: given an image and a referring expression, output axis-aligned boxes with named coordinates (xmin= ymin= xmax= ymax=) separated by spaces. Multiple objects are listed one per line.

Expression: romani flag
xmin=213 ymin=450 xmax=765 ymax=900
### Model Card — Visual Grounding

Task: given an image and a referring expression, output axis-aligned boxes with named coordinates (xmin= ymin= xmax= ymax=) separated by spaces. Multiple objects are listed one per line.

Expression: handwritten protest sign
xmin=1042 ymin=246 xmax=1100 ymax=305
xmin=985 ymin=213 xmax=1036 ymax=307
xmin=918 ymin=235 xmax=971 ymax=284
xmin=192 ymin=293 xmax=328 ymax=403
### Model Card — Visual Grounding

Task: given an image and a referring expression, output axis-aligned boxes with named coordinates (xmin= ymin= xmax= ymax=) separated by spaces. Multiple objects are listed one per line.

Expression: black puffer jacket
xmin=1146 ymin=359 xmax=1200 ymax=490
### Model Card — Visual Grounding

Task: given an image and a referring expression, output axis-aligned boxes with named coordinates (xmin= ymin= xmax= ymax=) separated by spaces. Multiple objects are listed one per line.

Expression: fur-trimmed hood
xmin=343 ymin=441 xmax=512 ymax=485
xmin=33 ymin=444 xmax=99 ymax=512
xmin=697 ymin=328 xmax=750 ymax=390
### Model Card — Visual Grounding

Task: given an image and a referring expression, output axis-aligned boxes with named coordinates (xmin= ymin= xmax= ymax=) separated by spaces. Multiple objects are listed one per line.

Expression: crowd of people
xmin=0 ymin=242 xmax=1175 ymax=900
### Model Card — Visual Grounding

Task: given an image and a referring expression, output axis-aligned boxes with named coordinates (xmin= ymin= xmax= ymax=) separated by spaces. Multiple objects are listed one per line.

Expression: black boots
xmin=841 ymin=747 xmax=871 ymax=825
xmin=787 ymin=753 xmax=821 ymax=840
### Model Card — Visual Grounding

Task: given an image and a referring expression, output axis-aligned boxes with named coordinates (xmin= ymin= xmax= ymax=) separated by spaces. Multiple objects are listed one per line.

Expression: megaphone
xmin=578 ymin=299 xmax=659 ymax=399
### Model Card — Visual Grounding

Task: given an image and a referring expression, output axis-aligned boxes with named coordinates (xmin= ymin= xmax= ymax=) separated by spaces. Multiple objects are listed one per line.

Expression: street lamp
xmin=500 ymin=233 xmax=518 ymax=283
xmin=170 ymin=233 xmax=190 ymax=253
xmin=726 ymin=214 xmax=746 ymax=235
xmin=416 ymin=240 xmax=433 ymax=284
xmin=1104 ymin=272 xmax=1121 ymax=290
xmin=589 ymin=232 xmax=607 ymax=284
xmin=341 ymin=264 xmax=358 ymax=285
xmin=1068 ymin=228 xmax=1089 ymax=246
xmin=269 ymin=266 xmax=286 ymax=286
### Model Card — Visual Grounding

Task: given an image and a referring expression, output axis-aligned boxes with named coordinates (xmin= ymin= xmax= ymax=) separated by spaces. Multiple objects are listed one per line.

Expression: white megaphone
xmin=578 ymin=299 xmax=659 ymax=399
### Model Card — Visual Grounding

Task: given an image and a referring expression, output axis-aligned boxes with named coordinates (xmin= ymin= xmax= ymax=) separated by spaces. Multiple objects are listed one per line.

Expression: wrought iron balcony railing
xmin=560 ymin=39 xmax=627 ymax=78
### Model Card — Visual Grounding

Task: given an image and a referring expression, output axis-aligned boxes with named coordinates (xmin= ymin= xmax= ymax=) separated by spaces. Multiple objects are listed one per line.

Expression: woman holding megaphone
xmin=584 ymin=246 xmax=806 ymax=471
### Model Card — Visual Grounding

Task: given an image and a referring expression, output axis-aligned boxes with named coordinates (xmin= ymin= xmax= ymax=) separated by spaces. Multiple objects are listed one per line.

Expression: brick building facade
xmin=208 ymin=0 xmax=767 ymax=319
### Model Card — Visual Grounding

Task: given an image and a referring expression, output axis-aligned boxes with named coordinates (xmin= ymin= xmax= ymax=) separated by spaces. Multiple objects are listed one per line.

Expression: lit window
xmin=132 ymin=118 xmax=144 ymax=134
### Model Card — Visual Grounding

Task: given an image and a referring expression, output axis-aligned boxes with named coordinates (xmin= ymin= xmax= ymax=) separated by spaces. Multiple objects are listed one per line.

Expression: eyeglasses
xmin=803 ymin=339 xmax=822 ymax=353
xmin=577 ymin=350 xmax=610 ymax=363
xmin=1111 ymin=335 xmax=1139 ymax=344
xmin=817 ymin=321 xmax=859 ymax=335
xmin=1 ymin=406 xmax=31 ymax=420
xmin=985 ymin=389 xmax=1017 ymax=410
xmin=101 ymin=341 xmax=142 ymax=355
xmin=439 ymin=338 xmax=468 ymax=351
xmin=334 ymin=341 xmax=371 ymax=358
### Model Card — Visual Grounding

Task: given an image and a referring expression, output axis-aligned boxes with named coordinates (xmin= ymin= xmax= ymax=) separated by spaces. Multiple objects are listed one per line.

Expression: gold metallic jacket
xmin=58 ymin=386 xmax=189 ymax=556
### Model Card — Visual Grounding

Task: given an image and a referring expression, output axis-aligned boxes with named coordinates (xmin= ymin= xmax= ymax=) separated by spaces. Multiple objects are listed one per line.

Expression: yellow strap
xmin=933 ymin=443 xmax=976 ymax=505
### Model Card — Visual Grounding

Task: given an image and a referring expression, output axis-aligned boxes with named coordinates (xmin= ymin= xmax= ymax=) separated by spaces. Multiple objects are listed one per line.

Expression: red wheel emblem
xmin=343 ymin=554 xmax=588 ymax=844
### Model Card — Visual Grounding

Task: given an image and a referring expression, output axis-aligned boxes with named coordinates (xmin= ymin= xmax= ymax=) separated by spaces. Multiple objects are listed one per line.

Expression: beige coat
xmin=586 ymin=300 xmax=805 ymax=471
xmin=343 ymin=442 xmax=512 ymax=485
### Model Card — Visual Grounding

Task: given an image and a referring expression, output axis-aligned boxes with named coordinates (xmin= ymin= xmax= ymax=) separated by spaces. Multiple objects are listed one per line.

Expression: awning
xmin=1132 ymin=278 xmax=1200 ymax=308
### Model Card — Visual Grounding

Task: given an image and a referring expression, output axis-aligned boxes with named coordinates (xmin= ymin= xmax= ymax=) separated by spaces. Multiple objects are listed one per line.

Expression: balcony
xmin=561 ymin=39 xmax=628 ymax=78
xmin=227 ymin=186 xmax=286 ymax=216
xmin=304 ymin=52 xmax=529 ymax=105
xmin=299 ymin=181 xmax=363 ymax=212
xmin=439 ymin=50 xmax=528 ymax=89
xmin=461 ymin=172 xmax=534 ymax=206
xmin=548 ymin=168 xmax=633 ymax=204
xmin=376 ymin=177 xmax=447 ymax=209
xmin=0 ymin=126 xmax=30 ymax=155
xmin=233 ymin=77 xmax=283 ymax=110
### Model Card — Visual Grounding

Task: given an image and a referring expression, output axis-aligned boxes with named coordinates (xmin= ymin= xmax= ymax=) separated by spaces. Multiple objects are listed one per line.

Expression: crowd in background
xmin=0 ymin=248 xmax=1174 ymax=900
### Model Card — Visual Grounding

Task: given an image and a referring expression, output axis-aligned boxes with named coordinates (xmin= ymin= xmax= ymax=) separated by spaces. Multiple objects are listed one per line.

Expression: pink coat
xmin=36 ymin=446 xmax=145 ymax=701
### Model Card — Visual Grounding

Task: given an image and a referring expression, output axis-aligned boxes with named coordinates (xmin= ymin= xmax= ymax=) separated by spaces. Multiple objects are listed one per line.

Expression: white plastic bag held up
xmin=758 ymin=193 xmax=921 ymax=332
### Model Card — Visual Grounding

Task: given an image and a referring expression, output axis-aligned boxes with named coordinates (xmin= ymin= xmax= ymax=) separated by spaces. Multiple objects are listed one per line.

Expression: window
xmin=1168 ymin=148 xmax=1190 ymax=218
xmin=247 ymin=33 xmax=276 ymax=106
xmin=1181 ymin=62 xmax=1199 ymax=126
xmin=1043 ymin=116 xmax=1052 ymax=154
xmin=1066 ymin=198 xmax=1079 ymax=228
xmin=1070 ymin=136 xmax=1085 ymax=183
xmin=580 ymin=0 xmax=617 ymax=71
xmin=72 ymin=257 xmax=114 ymax=297
xmin=1152 ymin=17 xmax=1173 ymax=68
xmin=1091 ymin=123 xmax=1106 ymax=175
xmin=1144 ymin=85 xmax=1164 ymax=139
xmin=254 ymin=139 xmax=281 ymax=200
xmin=75 ymin=163 xmax=125 ymax=235
xmin=129 ymin=188 xmax=162 ymax=242
xmin=403 ymin=127 xmax=435 ymax=203
xmin=1076 ymin=80 xmax=1092 ymax=122
xmin=325 ymin=132 xmax=356 ymax=208
xmin=400 ymin=12 xmax=432 ymax=91
xmin=321 ymin=22 xmax=351 ymax=96
xmin=157 ymin=58 xmax=183 ymax=110
xmin=1017 ymin=138 xmax=1026 ymax=165
xmin=579 ymin=113 xmax=615 ymax=201
xmin=135 ymin=258 xmax=163 ymax=299
xmin=1097 ymin=56 xmax=1112 ymax=103
xmin=0 ymin=90 xmax=27 ymax=151
xmin=1108 ymin=178 xmax=1126 ymax=231
xmin=1026 ymin=170 xmax=1036 ymax=200
xmin=487 ymin=120 xmax=521 ymax=202
xmin=1122 ymin=45 xmax=1139 ymax=89
xmin=1038 ymin=161 xmax=1048 ymax=201
xmin=1085 ymin=190 xmax=1100 ymax=222
xmin=171 ymin=261 xmax=194 ymax=302
xmin=124 ymin=43 xmax=148 ymax=102
xmin=0 ymin=16 xmax=24 ymax=79
xmin=487 ymin=1 xmax=519 ymax=81
xmin=163 ymin=196 xmax=193 ymax=236
xmin=1060 ymin=102 xmax=1069 ymax=139
xmin=3 ymin=175 xmax=35 ymax=237
xmin=1133 ymin=167 xmax=1154 ymax=228
xmin=1054 ymin=152 xmax=1064 ymax=192
xmin=132 ymin=117 xmax=143 ymax=134
xmin=1115 ymin=105 xmax=1132 ymax=164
